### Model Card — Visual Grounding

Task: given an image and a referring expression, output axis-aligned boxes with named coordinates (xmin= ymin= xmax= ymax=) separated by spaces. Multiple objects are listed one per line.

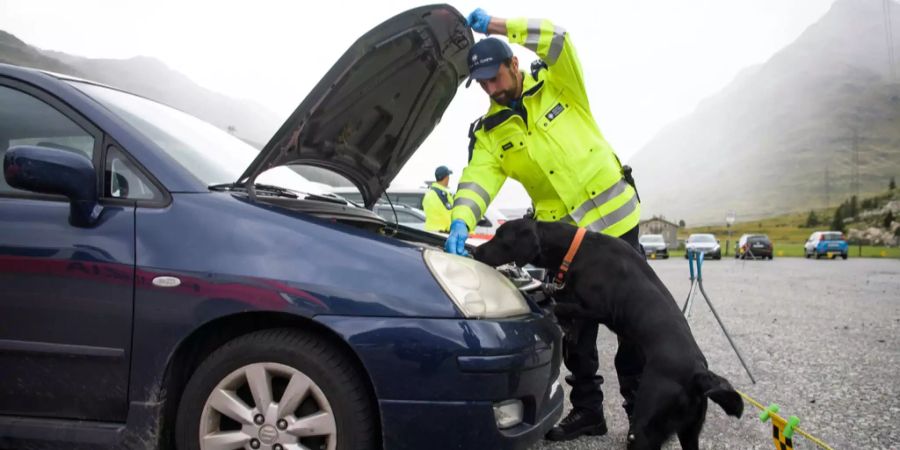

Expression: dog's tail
xmin=693 ymin=371 xmax=744 ymax=418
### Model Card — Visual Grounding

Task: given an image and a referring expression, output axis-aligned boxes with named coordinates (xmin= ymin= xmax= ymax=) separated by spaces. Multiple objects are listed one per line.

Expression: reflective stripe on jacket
xmin=451 ymin=18 xmax=640 ymax=237
xmin=423 ymin=182 xmax=454 ymax=232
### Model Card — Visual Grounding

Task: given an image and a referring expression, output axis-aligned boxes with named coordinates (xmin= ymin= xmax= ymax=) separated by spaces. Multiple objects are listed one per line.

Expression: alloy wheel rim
xmin=198 ymin=362 xmax=337 ymax=450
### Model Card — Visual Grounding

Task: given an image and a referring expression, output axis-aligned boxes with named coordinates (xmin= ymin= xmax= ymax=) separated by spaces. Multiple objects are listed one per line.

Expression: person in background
xmin=423 ymin=165 xmax=455 ymax=232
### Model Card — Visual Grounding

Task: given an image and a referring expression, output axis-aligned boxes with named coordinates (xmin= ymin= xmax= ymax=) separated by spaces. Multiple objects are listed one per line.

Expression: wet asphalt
xmin=536 ymin=256 xmax=900 ymax=450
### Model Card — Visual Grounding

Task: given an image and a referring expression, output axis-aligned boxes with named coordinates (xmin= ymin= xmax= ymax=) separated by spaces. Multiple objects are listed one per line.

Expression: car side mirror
xmin=4 ymin=145 xmax=103 ymax=227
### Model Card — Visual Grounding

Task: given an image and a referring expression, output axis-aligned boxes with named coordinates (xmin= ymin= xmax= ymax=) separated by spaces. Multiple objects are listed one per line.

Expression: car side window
xmin=0 ymin=85 xmax=96 ymax=195
xmin=396 ymin=210 xmax=423 ymax=223
xmin=104 ymin=147 xmax=162 ymax=200
xmin=397 ymin=194 xmax=424 ymax=209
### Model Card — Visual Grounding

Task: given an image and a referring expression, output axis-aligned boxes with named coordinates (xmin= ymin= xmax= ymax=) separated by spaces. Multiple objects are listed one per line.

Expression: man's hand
xmin=466 ymin=8 xmax=491 ymax=34
xmin=444 ymin=219 xmax=470 ymax=256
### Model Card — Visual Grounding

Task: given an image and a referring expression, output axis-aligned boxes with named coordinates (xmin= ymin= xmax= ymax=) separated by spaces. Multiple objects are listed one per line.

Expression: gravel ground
xmin=536 ymin=257 xmax=900 ymax=450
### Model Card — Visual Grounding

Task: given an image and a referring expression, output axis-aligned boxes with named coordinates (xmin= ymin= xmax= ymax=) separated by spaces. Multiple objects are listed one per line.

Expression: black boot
xmin=545 ymin=408 xmax=608 ymax=441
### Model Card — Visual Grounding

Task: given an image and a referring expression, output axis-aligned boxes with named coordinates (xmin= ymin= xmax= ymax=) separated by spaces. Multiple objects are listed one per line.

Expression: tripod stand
xmin=682 ymin=250 xmax=756 ymax=383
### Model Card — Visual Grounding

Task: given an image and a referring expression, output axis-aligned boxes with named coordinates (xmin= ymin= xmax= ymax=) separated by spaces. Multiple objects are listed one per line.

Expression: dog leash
xmin=737 ymin=390 xmax=835 ymax=450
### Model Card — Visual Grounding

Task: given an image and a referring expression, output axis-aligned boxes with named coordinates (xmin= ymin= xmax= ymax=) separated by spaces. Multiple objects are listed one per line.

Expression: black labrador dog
xmin=473 ymin=218 xmax=743 ymax=450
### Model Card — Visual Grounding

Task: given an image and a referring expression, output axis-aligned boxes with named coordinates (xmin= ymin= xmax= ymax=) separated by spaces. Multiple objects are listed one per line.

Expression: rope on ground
xmin=737 ymin=390 xmax=835 ymax=450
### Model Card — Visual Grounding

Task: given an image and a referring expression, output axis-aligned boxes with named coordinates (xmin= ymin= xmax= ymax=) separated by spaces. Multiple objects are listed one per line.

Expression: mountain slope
xmin=630 ymin=0 xmax=900 ymax=225
xmin=0 ymin=30 xmax=281 ymax=147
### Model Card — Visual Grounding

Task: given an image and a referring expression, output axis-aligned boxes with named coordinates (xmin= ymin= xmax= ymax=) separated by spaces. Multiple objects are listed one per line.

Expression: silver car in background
xmin=639 ymin=234 xmax=669 ymax=259
xmin=685 ymin=233 xmax=722 ymax=259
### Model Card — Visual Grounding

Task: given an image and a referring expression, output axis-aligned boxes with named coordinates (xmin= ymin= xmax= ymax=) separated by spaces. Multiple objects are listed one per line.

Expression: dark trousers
xmin=561 ymin=225 xmax=645 ymax=415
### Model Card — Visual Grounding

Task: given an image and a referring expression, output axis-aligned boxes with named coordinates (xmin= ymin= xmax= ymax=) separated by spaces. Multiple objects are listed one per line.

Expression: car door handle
xmin=152 ymin=276 xmax=182 ymax=288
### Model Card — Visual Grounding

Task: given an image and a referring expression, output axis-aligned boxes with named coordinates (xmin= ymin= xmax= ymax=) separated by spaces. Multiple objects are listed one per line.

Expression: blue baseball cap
xmin=434 ymin=165 xmax=452 ymax=180
xmin=466 ymin=38 xmax=514 ymax=87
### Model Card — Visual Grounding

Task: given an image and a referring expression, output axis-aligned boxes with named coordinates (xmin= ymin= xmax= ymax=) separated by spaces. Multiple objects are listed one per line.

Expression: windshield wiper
xmin=208 ymin=182 xmax=239 ymax=191
xmin=208 ymin=182 xmax=299 ymax=199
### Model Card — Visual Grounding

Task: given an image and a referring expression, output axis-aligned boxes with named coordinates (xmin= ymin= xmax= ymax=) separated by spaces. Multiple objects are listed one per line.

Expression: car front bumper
xmin=316 ymin=307 xmax=563 ymax=450
xmin=686 ymin=248 xmax=720 ymax=257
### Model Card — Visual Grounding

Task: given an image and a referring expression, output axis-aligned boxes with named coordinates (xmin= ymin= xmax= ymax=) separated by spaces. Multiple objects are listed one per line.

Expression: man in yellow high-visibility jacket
xmin=446 ymin=8 xmax=645 ymax=442
xmin=422 ymin=165 xmax=454 ymax=232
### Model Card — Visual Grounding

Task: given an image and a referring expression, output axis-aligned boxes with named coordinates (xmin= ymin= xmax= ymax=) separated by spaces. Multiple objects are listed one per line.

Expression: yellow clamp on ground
xmin=737 ymin=390 xmax=835 ymax=450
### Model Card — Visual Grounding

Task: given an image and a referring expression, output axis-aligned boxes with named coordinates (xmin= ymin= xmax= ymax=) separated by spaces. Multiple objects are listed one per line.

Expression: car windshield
xmin=748 ymin=236 xmax=770 ymax=243
xmin=822 ymin=232 xmax=843 ymax=240
xmin=640 ymin=235 xmax=664 ymax=243
xmin=688 ymin=234 xmax=716 ymax=243
xmin=69 ymin=81 xmax=322 ymax=193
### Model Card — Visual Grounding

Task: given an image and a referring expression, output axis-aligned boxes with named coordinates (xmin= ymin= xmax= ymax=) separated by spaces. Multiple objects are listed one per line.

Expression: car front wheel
xmin=175 ymin=329 xmax=377 ymax=450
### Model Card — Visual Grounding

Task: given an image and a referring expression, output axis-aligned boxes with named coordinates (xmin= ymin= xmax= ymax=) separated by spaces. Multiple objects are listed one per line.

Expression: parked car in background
xmin=638 ymin=234 xmax=669 ymax=259
xmin=804 ymin=231 xmax=849 ymax=259
xmin=736 ymin=234 xmax=774 ymax=260
xmin=0 ymin=6 xmax=564 ymax=449
xmin=373 ymin=203 xmax=428 ymax=230
xmin=331 ymin=186 xmax=508 ymax=244
xmin=332 ymin=186 xmax=427 ymax=210
xmin=685 ymin=233 xmax=722 ymax=259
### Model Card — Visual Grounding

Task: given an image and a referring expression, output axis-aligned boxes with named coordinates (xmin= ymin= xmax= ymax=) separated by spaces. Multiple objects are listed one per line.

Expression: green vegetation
xmin=678 ymin=189 xmax=899 ymax=258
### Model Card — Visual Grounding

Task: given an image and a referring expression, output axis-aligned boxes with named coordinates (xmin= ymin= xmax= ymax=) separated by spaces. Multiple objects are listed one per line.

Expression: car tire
xmin=175 ymin=328 xmax=377 ymax=450
xmin=815 ymin=252 xmax=823 ymax=259
xmin=842 ymin=253 xmax=848 ymax=260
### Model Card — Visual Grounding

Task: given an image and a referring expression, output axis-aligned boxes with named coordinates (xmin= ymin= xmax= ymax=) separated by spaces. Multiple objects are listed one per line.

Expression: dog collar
xmin=554 ymin=227 xmax=587 ymax=287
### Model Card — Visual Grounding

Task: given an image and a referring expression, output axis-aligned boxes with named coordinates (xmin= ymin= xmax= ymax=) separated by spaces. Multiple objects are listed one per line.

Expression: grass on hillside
xmin=667 ymin=245 xmax=900 ymax=259
xmin=675 ymin=189 xmax=899 ymax=258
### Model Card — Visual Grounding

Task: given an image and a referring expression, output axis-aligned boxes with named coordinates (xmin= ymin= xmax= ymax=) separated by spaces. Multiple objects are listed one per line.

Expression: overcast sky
xmin=0 ymin=0 xmax=836 ymax=210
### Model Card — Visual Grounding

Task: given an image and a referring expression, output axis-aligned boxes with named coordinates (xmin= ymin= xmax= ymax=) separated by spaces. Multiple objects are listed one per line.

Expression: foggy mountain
xmin=629 ymin=0 xmax=900 ymax=225
xmin=0 ymin=30 xmax=281 ymax=148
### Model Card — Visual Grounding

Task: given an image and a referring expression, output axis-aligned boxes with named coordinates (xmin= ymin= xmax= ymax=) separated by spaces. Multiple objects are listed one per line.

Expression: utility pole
xmin=852 ymin=128 xmax=860 ymax=199
xmin=885 ymin=0 xmax=896 ymax=82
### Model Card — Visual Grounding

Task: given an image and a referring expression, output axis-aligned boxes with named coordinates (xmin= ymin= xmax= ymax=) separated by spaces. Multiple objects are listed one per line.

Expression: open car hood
xmin=238 ymin=5 xmax=472 ymax=208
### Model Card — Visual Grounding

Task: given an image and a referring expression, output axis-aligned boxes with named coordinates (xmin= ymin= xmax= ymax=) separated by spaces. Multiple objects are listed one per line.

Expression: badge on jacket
xmin=546 ymin=103 xmax=565 ymax=121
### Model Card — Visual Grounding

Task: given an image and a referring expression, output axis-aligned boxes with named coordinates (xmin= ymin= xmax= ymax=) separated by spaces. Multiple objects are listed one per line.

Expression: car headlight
xmin=423 ymin=249 xmax=530 ymax=319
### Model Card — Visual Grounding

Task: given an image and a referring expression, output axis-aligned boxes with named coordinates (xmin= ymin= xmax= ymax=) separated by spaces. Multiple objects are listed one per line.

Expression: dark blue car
xmin=0 ymin=5 xmax=562 ymax=449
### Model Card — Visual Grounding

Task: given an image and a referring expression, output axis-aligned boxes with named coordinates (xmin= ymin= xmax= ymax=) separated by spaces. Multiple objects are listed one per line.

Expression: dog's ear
xmin=511 ymin=219 xmax=541 ymax=267
xmin=693 ymin=371 xmax=744 ymax=418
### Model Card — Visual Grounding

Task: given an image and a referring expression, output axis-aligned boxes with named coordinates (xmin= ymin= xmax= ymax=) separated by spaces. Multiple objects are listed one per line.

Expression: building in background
xmin=639 ymin=216 xmax=679 ymax=249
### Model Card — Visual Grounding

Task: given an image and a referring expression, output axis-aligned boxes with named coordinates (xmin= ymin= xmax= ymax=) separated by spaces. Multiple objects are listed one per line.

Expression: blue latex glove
xmin=466 ymin=8 xmax=491 ymax=34
xmin=445 ymin=219 xmax=470 ymax=256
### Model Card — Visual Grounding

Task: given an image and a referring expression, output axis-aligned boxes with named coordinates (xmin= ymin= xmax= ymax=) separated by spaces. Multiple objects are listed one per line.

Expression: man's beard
xmin=491 ymin=87 xmax=519 ymax=106
xmin=491 ymin=67 xmax=519 ymax=106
